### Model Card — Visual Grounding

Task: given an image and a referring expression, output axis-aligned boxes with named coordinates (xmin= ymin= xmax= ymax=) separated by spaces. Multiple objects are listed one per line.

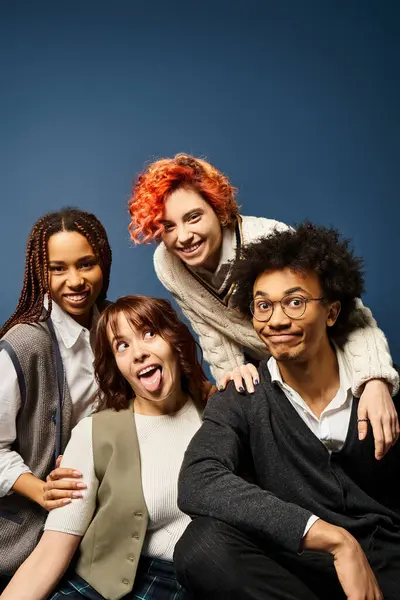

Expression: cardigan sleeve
xmin=172 ymin=295 xmax=246 ymax=381
xmin=343 ymin=298 xmax=399 ymax=397
xmin=177 ymin=387 xmax=313 ymax=553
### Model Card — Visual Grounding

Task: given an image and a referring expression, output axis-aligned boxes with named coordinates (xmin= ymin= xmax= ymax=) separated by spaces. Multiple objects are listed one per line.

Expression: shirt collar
xmin=268 ymin=345 xmax=352 ymax=396
xmin=44 ymin=295 xmax=100 ymax=349
xmin=191 ymin=225 xmax=237 ymax=288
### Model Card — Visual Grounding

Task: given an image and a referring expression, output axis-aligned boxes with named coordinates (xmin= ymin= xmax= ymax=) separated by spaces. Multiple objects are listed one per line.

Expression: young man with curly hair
xmin=174 ymin=223 xmax=400 ymax=600
xmin=128 ymin=153 xmax=399 ymax=461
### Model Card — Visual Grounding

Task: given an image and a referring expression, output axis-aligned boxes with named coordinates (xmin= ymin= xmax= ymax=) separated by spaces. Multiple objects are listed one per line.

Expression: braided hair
xmin=0 ymin=207 xmax=112 ymax=337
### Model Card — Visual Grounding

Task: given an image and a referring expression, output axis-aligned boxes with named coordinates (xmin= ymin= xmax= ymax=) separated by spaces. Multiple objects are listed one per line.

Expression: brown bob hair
xmin=94 ymin=295 xmax=207 ymax=411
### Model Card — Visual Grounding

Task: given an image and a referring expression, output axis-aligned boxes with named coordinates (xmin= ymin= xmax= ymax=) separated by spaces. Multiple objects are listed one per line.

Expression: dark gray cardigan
xmin=178 ymin=361 xmax=400 ymax=553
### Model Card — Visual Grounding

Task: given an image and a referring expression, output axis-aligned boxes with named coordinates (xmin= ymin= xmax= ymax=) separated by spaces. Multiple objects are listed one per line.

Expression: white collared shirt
xmin=267 ymin=348 xmax=353 ymax=453
xmin=267 ymin=348 xmax=353 ymax=537
xmin=0 ymin=299 xmax=99 ymax=496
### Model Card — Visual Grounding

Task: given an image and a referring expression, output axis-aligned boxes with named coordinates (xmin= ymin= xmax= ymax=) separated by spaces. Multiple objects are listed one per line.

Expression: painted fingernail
xmin=239 ymin=386 xmax=244 ymax=392
xmin=72 ymin=492 xmax=82 ymax=498
xmin=62 ymin=499 xmax=72 ymax=505
xmin=218 ymin=385 xmax=224 ymax=391
xmin=254 ymin=380 xmax=259 ymax=385
xmin=76 ymin=483 xmax=87 ymax=489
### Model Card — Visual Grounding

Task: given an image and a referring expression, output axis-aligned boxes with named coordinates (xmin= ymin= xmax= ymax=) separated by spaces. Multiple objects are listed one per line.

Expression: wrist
xmin=28 ymin=475 xmax=46 ymax=508
xmin=363 ymin=378 xmax=390 ymax=392
xmin=303 ymin=520 xmax=352 ymax=555
xmin=12 ymin=473 xmax=46 ymax=508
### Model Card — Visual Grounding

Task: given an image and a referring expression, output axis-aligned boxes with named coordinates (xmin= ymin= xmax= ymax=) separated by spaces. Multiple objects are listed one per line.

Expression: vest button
xmin=122 ymin=579 xmax=129 ymax=585
xmin=132 ymin=533 xmax=139 ymax=539
xmin=134 ymin=512 xmax=143 ymax=518
xmin=127 ymin=555 xmax=135 ymax=562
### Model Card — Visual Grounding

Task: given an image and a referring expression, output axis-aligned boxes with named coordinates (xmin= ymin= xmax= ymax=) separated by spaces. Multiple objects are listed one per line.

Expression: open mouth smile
xmin=137 ymin=364 xmax=163 ymax=393
xmin=63 ymin=291 xmax=90 ymax=305
xmin=178 ymin=241 xmax=203 ymax=255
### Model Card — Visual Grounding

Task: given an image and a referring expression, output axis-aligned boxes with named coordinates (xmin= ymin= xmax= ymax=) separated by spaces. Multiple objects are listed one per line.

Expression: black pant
xmin=0 ymin=576 xmax=11 ymax=594
xmin=174 ymin=517 xmax=400 ymax=600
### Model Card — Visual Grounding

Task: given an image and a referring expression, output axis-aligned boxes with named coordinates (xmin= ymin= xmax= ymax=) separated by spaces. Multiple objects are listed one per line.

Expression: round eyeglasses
xmin=250 ymin=294 xmax=324 ymax=323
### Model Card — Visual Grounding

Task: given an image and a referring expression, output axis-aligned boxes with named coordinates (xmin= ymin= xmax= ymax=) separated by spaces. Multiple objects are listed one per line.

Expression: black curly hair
xmin=231 ymin=222 xmax=365 ymax=346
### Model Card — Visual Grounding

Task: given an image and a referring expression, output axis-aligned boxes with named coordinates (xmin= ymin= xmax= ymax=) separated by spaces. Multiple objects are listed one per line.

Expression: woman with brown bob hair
xmin=2 ymin=295 xmax=206 ymax=600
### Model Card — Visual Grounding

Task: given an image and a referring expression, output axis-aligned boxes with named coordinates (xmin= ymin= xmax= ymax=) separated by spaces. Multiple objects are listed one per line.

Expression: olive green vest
xmin=75 ymin=408 xmax=149 ymax=600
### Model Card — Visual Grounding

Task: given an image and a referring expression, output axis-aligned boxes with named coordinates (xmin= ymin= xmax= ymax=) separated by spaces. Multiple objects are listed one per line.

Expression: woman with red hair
xmin=2 ymin=295 xmax=205 ymax=599
xmin=128 ymin=153 xmax=399 ymax=457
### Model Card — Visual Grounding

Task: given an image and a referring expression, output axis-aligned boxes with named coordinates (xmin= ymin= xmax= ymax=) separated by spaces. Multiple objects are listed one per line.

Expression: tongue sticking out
xmin=139 ymin=367 xmax=162 ymax=392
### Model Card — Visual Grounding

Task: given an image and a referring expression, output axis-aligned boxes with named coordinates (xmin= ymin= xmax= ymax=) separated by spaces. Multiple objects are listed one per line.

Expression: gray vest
xmin=75 ymin=409 xmax=148 ymax=600
xmin=0 ymin=320 xmax=72 ymax=576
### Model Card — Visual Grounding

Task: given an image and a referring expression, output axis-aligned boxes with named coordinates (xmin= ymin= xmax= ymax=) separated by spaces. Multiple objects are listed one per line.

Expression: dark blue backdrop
xmin=0 ymin=0 xmax=398 ymax=363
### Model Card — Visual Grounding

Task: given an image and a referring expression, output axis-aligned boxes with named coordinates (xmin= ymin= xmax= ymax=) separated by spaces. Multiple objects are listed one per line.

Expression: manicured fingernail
xmin=73 ymin=471 xmax=82 ymax=476
xmin=62 ymin=499 xmax=72 ymax=505
xmin=76 ymin=483 xmax=87 ymax=489
xmin=254 ymin=380 xmax=259 ymax=385
xmin=72 ymin=492 xmax=82 ymax=498
xmin=218 ymin=385 xmax=224 ymax=391
xmin=239 ymin=386 xmax=244 ymax=392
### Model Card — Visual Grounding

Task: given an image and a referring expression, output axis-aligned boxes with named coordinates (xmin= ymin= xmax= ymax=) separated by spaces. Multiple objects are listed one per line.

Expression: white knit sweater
xmin=154 ymin=215 xmax=398 ymax=396
xmin=45 ymin=399 xmax=202 ymax=561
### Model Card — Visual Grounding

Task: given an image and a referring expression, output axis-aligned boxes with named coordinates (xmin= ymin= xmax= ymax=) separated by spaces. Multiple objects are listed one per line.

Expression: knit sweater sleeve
xmin=174 ymin=295 xmax=246 ymax=381
xmin=343 ymin=298 xmax=399 ymax=396
xmin=177 ymin=387 xmax=312 ymax=553
xmin=154 ymin=249 xmax=246 ymax=382
xmin=44 ymin=417 xmax=98 ymax=536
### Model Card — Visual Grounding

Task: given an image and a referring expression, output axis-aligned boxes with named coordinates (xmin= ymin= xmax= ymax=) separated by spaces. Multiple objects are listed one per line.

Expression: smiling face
xmin=252 ymin=268 xmax=340 ymax=364
xmin=107 ymin=311 xmax=182 ymax=410
xmin=160 ymin=187 xmax=223 ymax=272
xmin=47 ymin=230 xmax=103 ymax=327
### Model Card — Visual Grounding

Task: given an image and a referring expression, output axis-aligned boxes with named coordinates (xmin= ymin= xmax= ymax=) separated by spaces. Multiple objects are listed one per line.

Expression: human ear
xmin=326 ymin=301 xmax=341 ymax=327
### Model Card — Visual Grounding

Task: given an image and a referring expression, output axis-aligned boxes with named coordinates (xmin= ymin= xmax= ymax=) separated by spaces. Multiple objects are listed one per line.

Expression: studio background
xmin=1 ymin=0 xmax=398 ymax=367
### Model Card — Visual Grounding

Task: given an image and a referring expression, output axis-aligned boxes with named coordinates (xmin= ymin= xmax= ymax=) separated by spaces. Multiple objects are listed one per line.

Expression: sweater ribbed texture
xmin=136 ymin=399 xmax=202 ymax=560
xmin=46 ymin=399 xmax=202 ymax=561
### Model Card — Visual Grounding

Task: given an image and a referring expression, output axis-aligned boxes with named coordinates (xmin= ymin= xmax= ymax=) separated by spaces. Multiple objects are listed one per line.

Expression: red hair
xmin=128 ymin=153 xmax=239 ymax=244
xmin=94 ymin=295 xmax=207 ymax=411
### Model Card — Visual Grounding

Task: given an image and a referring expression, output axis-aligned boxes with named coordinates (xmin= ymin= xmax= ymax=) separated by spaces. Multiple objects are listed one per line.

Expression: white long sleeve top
xmin=45 ymin=398 xmax=202 ymax=561
xmin=0 ymin=300 xmax=99 ymax=496
xmin=154 ymin=215 xmax=398 ymax=395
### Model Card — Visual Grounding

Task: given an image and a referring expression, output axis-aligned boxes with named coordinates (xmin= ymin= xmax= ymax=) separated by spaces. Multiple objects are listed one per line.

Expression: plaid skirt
xmin=49 ymin=556 xmax=191 ymax=600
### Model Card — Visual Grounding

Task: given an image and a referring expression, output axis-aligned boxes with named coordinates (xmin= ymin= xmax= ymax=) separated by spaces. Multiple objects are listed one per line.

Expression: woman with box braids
xmin=0 ymin=207 xmax=112 ymax=587
xmin=0 ymin=207 xmax=111 ymax=336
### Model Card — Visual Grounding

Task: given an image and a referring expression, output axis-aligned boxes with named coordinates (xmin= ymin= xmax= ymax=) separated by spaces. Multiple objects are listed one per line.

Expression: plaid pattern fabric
xmin=49 ymin=557 xmax=191 ymax=600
